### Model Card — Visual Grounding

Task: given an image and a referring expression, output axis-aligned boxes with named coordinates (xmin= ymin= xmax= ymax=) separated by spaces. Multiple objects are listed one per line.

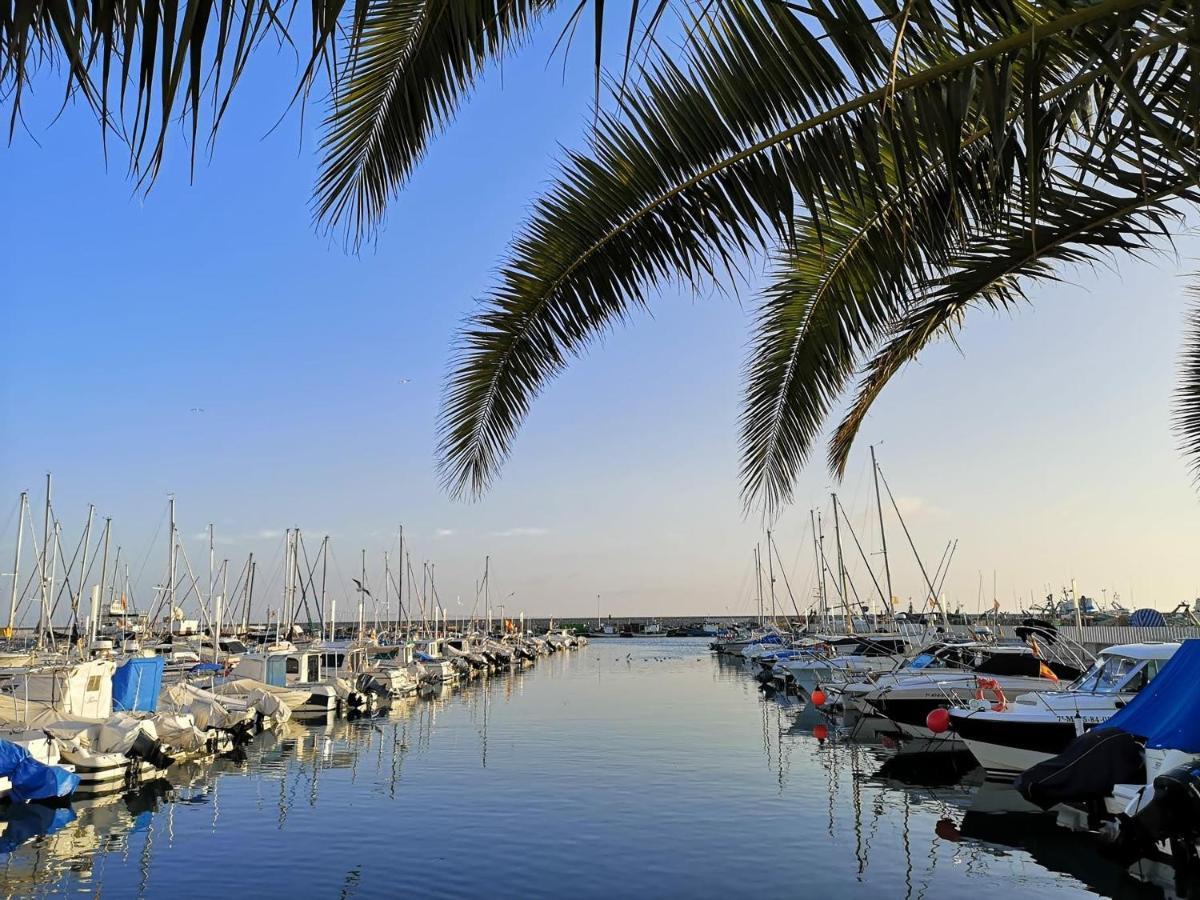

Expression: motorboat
xmin=862 ymin=641 xmax=1089 ymax=745
xmin=950 ymin=642 xmax=1180 ymax=777
xmin=1015 ymin=640 xmax=1200 ymax=896
xmin=774 ymin=634 xmax=911 ymax=692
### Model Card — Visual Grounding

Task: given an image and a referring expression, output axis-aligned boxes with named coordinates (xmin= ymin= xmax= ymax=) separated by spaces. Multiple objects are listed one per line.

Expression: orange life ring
xmin=975 ymin=677 xmax=1007 ymax=712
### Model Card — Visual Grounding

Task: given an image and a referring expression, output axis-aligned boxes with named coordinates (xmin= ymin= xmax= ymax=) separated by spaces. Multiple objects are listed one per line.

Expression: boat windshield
xmin=1072 ymin=654 xmax=1154 ymax=694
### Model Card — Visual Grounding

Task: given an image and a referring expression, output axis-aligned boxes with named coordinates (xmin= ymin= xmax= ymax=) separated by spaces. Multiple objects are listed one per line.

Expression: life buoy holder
xmin=975 ymin=677 xmax=1007 ymax=712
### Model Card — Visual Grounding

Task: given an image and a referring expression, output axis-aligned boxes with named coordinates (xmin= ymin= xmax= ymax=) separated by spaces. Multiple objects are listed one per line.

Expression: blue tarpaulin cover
xmin=1102 ymin=639 xmax=1200 ymax=751
xmin=112 ymin=655 xmax=164 ymax=712
xmin=0 ymin=739 xmax=80 ymax=803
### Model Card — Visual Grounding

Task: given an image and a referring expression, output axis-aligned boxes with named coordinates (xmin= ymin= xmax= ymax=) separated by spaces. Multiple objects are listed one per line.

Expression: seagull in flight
xmin=352 ymin=578 xmax=373 ymax=598
xmin=397 ymin=378 xmax=412 ymax=385
xmin=190 ymin=407 xmax=205 ymax=413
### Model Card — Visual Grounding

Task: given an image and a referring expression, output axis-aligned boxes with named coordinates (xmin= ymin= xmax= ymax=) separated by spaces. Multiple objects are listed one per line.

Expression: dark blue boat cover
xmin=112 ymin=655 xmax=165 ymax=712
xmin=1102 ymin=639 xmax=1200 ymax=751
xmin=0 ymin=739 xmax=80 ymax=803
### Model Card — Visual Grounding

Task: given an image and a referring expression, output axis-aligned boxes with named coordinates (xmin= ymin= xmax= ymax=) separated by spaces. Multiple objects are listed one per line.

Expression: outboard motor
xmin=1109 ymin=763 xmax=1200 ymax=896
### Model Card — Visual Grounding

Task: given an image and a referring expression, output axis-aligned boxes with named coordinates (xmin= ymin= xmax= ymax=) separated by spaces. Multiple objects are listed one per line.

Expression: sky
xmin=2 ymin=9 xmax=1200 ymax=624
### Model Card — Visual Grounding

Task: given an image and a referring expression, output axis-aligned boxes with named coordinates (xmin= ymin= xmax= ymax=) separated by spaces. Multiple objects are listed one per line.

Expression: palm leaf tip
xmin=1176 ymin=283 xmax=1200 ymax=485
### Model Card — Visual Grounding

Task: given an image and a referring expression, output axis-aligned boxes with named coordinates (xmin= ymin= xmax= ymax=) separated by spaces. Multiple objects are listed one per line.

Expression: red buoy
xmin=813 ymin=723 xmax=829 ymax=742
xmin=810 ymin=689 xmax=827 ymax=707
xmin=926 ymin=707 xmax=951 ymax=734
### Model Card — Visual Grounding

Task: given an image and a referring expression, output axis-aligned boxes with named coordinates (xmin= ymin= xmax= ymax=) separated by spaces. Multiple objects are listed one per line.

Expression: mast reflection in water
xmin=0 ymin=641 xmax=1161 ymax=898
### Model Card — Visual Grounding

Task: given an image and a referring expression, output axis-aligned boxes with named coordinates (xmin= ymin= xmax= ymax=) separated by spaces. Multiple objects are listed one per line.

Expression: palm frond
xmin=0 ymin=0 xmax=347 ymax=180
xmin=438 ymin=0 xmax=1128 ymax=496
xmin=829 ymin=175 xmax=1197 ymax=474
xmin=1176 ymin=281 xmax=1200 ymax=484
xmin=314 ymin=0 xmax=554 ymax=242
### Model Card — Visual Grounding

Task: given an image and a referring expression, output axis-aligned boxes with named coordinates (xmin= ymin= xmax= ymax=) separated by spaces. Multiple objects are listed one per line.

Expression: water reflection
xmin=0 ymin=641 xmax=1169 ymax=898
xmin=744 ymin=655 xmax=1166 ymax=900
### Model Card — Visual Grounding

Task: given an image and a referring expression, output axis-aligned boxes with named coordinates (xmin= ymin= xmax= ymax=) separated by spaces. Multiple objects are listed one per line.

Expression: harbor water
xmin=0 ymin=639 xmax=1155 ymax=898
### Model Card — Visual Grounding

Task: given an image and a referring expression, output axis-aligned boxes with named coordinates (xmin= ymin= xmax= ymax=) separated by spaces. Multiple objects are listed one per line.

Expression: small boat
xmin=1015 ymin=639 xmax=1200 ymax=895
xmin=949 ymin=642 xmax=1179 ymax=777
xmin=862 ymin=640 xmax=1088 ymax=745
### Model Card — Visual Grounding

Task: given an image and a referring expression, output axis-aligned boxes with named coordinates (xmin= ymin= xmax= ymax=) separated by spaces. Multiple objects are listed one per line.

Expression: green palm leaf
xmin=829 ymin=174 xmax=1199 ymax=474
xmin=439 ymin=0 xmax=1188 ymax=502
xmin=314 ymin=0 xmax=555 ymax=242
xmin=1176 ymin=284 xmax=1200 ymax=483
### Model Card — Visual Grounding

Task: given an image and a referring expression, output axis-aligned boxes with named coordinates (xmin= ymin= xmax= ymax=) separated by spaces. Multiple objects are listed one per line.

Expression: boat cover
xmin=112 ymin=656 xmax=165 ymax=713
xmin=0 ymin=739 xmax=80 ymax=802
xmin=1100 ymin=639 xmax=1200 ymax=751
xmin=1014 ymin=729 xmax=1145 ymax=810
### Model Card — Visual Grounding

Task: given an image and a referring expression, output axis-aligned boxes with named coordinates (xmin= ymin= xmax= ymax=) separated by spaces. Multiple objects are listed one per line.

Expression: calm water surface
xmin=0 ymin=639 xmax=1160 ymax=898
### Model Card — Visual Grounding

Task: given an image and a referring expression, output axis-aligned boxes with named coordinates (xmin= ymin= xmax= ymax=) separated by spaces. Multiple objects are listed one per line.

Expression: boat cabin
xmin=1071 ymin=642 xmax=1180 ymax=695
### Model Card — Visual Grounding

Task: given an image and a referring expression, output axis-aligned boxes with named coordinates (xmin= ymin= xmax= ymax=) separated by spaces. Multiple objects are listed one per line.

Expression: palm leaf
xmin=1177 ymin=282 xmax=1200 ymax=484
xmin=829 ymin=174 xmax=1198 ymax=474
xmin=314 ymin=0 xmax=555 ymax=242
xmin=439 ymin=0 xmax=1184 ymax=499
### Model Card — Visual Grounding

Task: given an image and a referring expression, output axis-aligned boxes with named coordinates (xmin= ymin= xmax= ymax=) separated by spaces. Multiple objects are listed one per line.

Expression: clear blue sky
xmin=2 ymin=11 xmax=1199 ymax=623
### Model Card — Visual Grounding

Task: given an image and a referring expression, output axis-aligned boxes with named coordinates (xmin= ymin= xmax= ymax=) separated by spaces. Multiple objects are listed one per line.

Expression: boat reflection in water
xmin=0 ymin=664 xmax=526 ymax=897
xmin=0 ymin=640 xmax=1171 ymax=898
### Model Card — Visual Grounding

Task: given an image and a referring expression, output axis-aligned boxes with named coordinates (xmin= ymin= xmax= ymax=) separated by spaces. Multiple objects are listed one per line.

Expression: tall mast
xmin=359 ymin=549 xmax=366 ymax=643
xmin=167 ymin=495 xmax=177 ymax=637
xmin=754 ymin=544 xmax=764 ymax=627
xmin=765 ymin=530 xmax=778 ymax=624
xmin=870 ymin=445 xmax=894 ymax=618
xmin=397 ymin=526 xmax=404 ymax=630
xmin=484 ymin=555 xmax=490 ymax=635
xmin=244 ymin=553 xmax=255 ymax=633
xmin=320 ymin=537 xmax=329 ymax=641
xmin=815 ymin=511 xmax=828 ymax=627
xmin=832 ymin=493 xmax=851 ymax=632
xmin=7 ymin=491 xmax=26 ymax=638
xmin=208 ymin=524 xmax=215 ymax=622
xmin=74 ymin=504 xmax=95 ymax=635
xmin=809 ymin=510 xmax=822 ymax=626
xmin=45 ymin=522 xmax=60 ymax=649
xmin=38 ymin=474 xmax=52 ymax=647
xmin=94 ymin=517 xmax=111 ymax=645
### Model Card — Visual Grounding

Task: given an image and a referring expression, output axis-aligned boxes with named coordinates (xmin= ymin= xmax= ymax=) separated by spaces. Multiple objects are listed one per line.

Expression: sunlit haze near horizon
xmin=3 ymin=9 xmax=1200 ymax=622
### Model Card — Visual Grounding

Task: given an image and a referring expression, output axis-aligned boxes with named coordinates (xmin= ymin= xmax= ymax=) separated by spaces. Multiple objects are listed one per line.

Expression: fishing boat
xmin=949 ymin=642 xmax=1179 ymax=777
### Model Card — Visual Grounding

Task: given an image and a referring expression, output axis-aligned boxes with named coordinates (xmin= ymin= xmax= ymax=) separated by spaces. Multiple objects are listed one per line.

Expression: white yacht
xmin=861 ymin=642 xmax=1089 ymax=744
xmin=949 ymin=642 xmax=1179 ymax=777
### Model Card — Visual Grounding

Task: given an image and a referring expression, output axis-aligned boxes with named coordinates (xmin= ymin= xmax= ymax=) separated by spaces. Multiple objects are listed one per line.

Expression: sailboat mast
xmin=7 ymin=491 xmax=26 ymax=637
xmin=484 ymin=555 xmax=490 ymax=635
xmin=765 ymin=530 xmax=778 ymax=624
xmin=754 ymin=544 xmax=763 ymax=626
xmin=95 ymin=517 xmax=111 ymax=645
xmin=832 ymin=493 xmax=850 ymax=631
xmin=320 ymin=537 xmax=329 ymax=641
xmin=167 ymin=495 xmax=177 ymax=638
xmin=384 ymin=550 xmax=390 ymax=633
xmin=38 ymin=474 xmax=52 ymax=647
xmin=74 ymin=505 xmax=95 ymax=634
xmin=815 ymin=511 xmax=828 ymax=627
xmin=359 ymin=549 xmax=366 ymax=643
xmin=870 ymin=445 xmax=894 ymax=618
